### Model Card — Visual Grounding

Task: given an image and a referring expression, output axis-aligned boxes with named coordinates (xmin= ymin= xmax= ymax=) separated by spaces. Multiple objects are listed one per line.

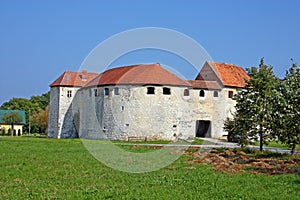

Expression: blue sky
xmin=0 ymin=0 xmax=299 ymax=105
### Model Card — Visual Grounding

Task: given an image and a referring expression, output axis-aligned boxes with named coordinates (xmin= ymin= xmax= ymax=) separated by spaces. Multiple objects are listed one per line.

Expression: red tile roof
xmin=187 ymin=80 xmax=222 ymax=90
xmin=50 ymin=70 xmax=98 ymax=87
xmin=197 ymin=61 xmax=250 ymax=88
xmin=84 ymin=63 xmax=191 ymax=87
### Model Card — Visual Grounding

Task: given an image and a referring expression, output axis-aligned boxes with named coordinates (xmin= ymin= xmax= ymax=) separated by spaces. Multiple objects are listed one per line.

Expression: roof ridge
xmin=83 ymin=63 xmax=190 ymax=88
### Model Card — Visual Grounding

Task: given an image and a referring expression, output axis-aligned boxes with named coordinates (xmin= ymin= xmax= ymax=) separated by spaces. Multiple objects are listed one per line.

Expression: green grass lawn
xmin=252 ymin=141 xmax=300 ymax=150
xmin=0 ymin=137 xmax=299 ymax=199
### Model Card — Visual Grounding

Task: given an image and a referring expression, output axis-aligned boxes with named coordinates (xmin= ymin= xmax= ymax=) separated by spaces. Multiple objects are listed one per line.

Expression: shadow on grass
xmin=294 ymin=179 xmax=300 ymax=185
xmin=22 ymin=135 xmax=47 ymax=138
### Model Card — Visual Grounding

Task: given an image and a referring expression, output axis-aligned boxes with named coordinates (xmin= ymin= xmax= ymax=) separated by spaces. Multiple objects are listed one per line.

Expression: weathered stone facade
xmin=48 ymin=62 xmax=249 ymax=140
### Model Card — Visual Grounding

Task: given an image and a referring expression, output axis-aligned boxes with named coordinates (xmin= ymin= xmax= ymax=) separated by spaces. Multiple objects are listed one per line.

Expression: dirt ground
xmin=186 ymin=148 xmax=300 ymax=176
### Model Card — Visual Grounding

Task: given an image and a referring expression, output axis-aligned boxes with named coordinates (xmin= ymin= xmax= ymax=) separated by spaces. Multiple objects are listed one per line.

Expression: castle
xmin=47 ymin=61 xmax=249 ymax=140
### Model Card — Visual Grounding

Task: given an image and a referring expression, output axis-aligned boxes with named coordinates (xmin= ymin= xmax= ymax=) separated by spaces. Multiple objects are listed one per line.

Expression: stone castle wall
xmin=48 ymin=84 xmax=238 ymax=140
xmin=68 ymin=85 xmax=238 ymax=140
xmin=48 ymin=86 xmax=80 ymax=138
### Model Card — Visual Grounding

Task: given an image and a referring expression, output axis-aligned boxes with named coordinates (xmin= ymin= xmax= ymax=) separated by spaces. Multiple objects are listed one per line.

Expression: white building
xmin=48 ymin=61 xmax=249 ymax=140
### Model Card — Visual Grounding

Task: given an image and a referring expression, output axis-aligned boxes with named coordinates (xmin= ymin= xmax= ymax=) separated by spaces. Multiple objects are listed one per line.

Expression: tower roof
xmin=50 ymin=70 xmax=98 ymax=87
xmin=84 ymin=63 xmax=191 ymax=88
xmin=196 ymin=61 xmax=250 ymax=88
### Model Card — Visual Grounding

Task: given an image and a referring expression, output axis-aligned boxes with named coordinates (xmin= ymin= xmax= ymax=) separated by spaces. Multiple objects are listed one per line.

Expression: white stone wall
xmin=72 ymin=85 xmax=237 ymax=140
xmin=49 ymin=84 xmax=239 ymax=140
xmin=47 ymin=86 xmax=80 ymax=138
xmin=48 ymin=87 xmax=59 ymax=138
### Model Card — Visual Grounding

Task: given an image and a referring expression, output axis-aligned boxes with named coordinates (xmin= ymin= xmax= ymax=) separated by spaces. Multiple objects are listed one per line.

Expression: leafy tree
xmin=0 ymin=98 xmax=39 ymax=133
xmin=32 ymin=105 xmax=49 ymax=134
xmin=224 ymin=59 xmax=279 ymax=151
xmin=30 ymin=92 xmax=50 ymax=110
xmin=273 ymin=62 xmax=300 ymax=154
xmin=0 ymin=92 xmax=50 ymax=133
xmin=1 ymin=112 xmax=23 ymax=136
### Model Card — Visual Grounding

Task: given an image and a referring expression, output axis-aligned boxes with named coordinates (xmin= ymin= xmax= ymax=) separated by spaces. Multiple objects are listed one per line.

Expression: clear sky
xmin=0 ymin=0 xmax=299 ymax=105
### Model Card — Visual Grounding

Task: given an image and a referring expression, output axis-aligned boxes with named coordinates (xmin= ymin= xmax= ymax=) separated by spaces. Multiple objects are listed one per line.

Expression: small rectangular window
xmin=184 ymin=89 xmax=189 ymax=96
xmin=94 ymin=89 xmax=98 ymax=97
xmin=213 ymin=91 xmax=219 ymax=97
xmin=147 ymin=87 xmax=155 ymax=94
xmin=228 ymin=91 xmax=234 ymax=98
xmin=67 ymin=90 xmax=72 ymax=98
xmin=114 ymin=87 xmax=119 ymax=95
xmin=104 ymin=88 xmax=109 ymax=96
xmin=163 ymin=87 xmax=171 ymax=95
xmin=199 ymin=90 xmax=205 ymax=97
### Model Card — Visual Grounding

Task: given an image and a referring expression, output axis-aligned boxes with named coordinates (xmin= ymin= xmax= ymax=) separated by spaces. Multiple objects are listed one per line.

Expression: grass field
xmin=252 ymin=141 xmax=300 ymax=150
xmin=0 ymin=137 xmax=299 ymax=199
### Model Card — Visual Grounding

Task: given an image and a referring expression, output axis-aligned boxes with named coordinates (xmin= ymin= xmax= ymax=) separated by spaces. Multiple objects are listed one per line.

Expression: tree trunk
xmin=291 ymin=143 xmax=296 ymax=155
xmin=11 ymin=123 xmax=14 ymax=136
xmin=259 ymin=131 xmax=263 ymax=151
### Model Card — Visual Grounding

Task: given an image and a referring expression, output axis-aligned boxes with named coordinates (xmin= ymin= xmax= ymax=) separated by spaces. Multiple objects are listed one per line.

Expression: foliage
xmin=224 ymin=58 xmax=279 ymax=151
xmin=31 ymin=105 xmax=49 ymax=134
xmin=224 ymin=118 xmax=248 ymax=146
xmin=30 ymin=91 xmax=50 ymax=110
xmin=0 ymin=137 xmax=299 ymax=199
xmin=0 ymin=91 xmax=50 ymax=133
xmin=0 ymin=97 xmax=39 ymax=132
xmin=1 ymin=112 xmax=23 ymax=124
xmin=272 ymin=62 xmax=300 ymax=154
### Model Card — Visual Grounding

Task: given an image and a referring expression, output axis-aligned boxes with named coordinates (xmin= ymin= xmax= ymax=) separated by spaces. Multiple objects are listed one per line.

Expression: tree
xmin=1 ymin=112 xmax=23 ymax=136
xmin=273 ymin=62 xmax=300 ymax=154
xmin=0 ymin=98 xmax=39 ymax=133
xmin=224 ymin=58 xmax=279 ymax=151
xmin=31 ymin=105 xmax=49 ymax=134
xmin=30 ymin=92 xmax=50 ymax=110
xmin=0 ymin=91 xmax=50 ymax=133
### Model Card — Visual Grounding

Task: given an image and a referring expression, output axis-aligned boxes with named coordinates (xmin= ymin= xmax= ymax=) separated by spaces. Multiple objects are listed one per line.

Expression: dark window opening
xmin=173 ymin=125 xmax=177 ymax=128
xmin=94 ymin=89 xmax=98 ymax=97
xmin=104 ymin=88 xmax=109 ymax=96
xmin=67 ymin=90 xmax=72 ymax=98
xmin=228 ymin=91 xmax=234 ymax=98
xmin=147 ymin=87 xmax=155 ymax=94
xmin=121 ymin=106 xmax=124 ymax=111
xmin=163 ymin=87 xmax=171 ymax=95
xmin=114 ymin=87 xmax=119 ymax=95
xmin=184 ymin=89 xmax=189 ymax=96
xmin=199 ymin=90 xmax=205 ymax=97
xmin=213 ymin=91 xmax=219 ymax=97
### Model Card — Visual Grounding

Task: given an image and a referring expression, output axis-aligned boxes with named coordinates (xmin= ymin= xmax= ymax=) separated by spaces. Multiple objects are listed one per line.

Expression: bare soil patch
xmin=186 ymin=148 xmax=300 ymax=175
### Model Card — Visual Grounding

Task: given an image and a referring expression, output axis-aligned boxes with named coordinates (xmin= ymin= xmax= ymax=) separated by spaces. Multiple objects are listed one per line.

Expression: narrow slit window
xmin=213 ymin=91 xmax=219 ymax=97
xmin=147 ymin=87 xmax=155 ymax=94
xmin=104 ymin=88 xmax=109 ymax=96
xmin=94 ymin=89 xmax=98 ymax=97
xmin=67 ymin=90 xmax=72 ymax=98
xmin=199 ymin=90 xmax=205 ymax=97
xmin=228 ymin=91 xmax=234 ymax=98
xmin=163 ymin=87 xmax=171 ymax=95
xmin=184 ymin=89 xmax=189 ymax=96
xmin=114 ymin=87 xmax=119 ymax=95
